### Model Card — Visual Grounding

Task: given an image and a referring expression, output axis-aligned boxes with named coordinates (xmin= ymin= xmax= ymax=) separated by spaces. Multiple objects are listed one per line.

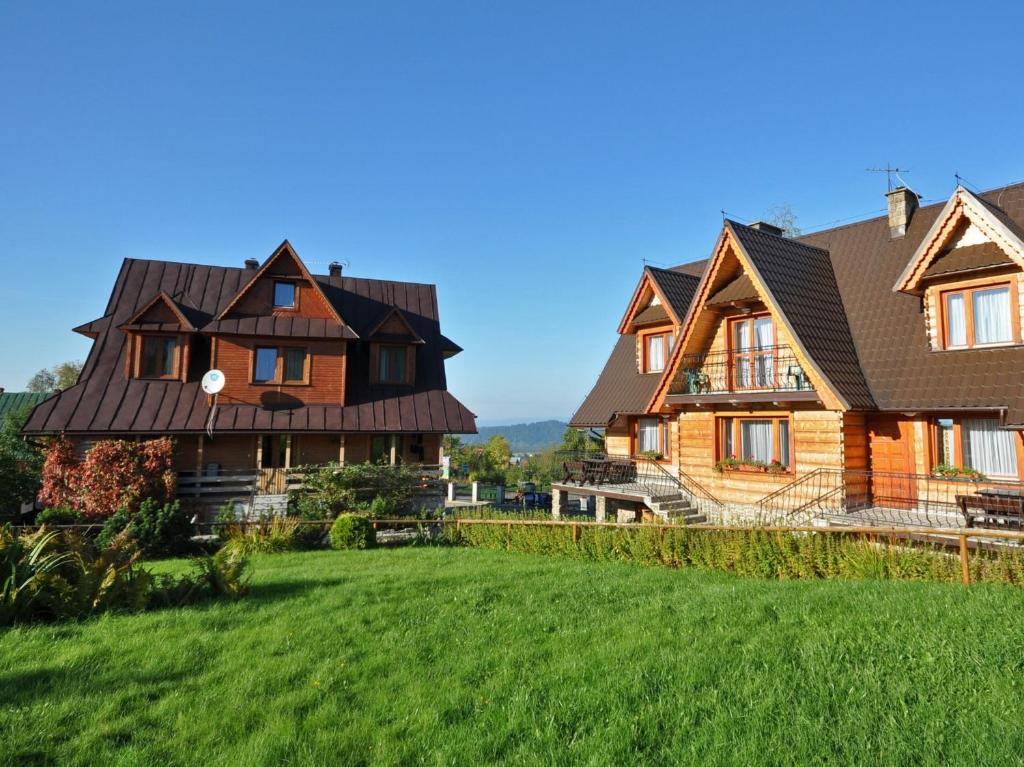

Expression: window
xmin=933 ymin=417 xmax=1019 ymax=478
xmin=283 ymin=348 xmax=306 ymax=383
xmin=253 ymin=346 xmax=307 ymax=384
xmin=273 ymin=281 xmax=296 ymax=309
xmin=941 ymin=282 xmax=1016 ymax=348
xmin=719 ymin=416 xmax=792 ymax=469
xmin=139 ymin=336 xmax=177 ymax=378
xmin=644 ymin=332 xmax=673 ymax=373
xmin=379 ymin=345 xmax=408 ymax=384
xmin=730 ymin=315 xmax=776 ymax=388
xmin=636 ymin=417 xmax=671 ymax=459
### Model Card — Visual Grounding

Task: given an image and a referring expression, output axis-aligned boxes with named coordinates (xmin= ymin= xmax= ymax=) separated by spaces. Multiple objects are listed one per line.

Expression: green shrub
xmin=96 ymin=499 xmax=193 ymax=558
xmin=447 ymin=519 xmax=1024 ymax=587
xmin=35 ymin=506 xmax=85 ymax=525
xmin=226 ymin=516 xmax=326 ymax=554
xmin=0 ymin=525 xmax=251 ymax=625
xmin=330 ymin=513 xmax=375 ymax=550
xmin=295 ymin=462 xmax=420 ymax=518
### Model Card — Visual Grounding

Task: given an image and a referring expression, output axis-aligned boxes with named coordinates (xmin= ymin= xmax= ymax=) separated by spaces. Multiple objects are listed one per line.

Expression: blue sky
xmin=3 ymin=2 xmax=1024 ymax=425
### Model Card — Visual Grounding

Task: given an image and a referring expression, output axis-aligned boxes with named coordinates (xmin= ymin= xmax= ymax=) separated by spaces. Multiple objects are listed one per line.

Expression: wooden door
xmin=258 ymin=435 xmax=288 ymax=494
xmin=867 ymin=416 xmax=917 ymax=509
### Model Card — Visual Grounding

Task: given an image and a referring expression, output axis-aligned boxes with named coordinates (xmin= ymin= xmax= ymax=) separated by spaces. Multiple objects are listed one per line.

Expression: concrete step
xmin=651 ymin=499 xmax=693 ymax=512
xmin=250 ymin=494 xmax=289 ymax=517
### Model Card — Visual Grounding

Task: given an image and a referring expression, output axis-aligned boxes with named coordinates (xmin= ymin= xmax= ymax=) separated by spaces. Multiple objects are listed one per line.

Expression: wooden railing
xmin=671 ymin=344 xmax=813 ymax=395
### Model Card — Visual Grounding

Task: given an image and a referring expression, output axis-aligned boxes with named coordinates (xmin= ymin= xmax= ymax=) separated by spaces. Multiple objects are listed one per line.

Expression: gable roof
xmin=120 ymin=291 xmax=200 ymax=332
xmin=921 ymin=242 xmax=1013 ymax=279
xmin=367 ymin=307 xmax=426 ymax=344
xmin=726 ymin=222 xmax=875 ymax=410
xmin=647 ymin=267 xmax=703 ymax=321
xmin=0 ymin=391 xmax=54 ymax=421
xmin=799 ymin=181 xmax=1024 ymax=424
xmin=24 ymin=255 xmax=476 ymax=435
xmin=894 ymin=186 xmax=1024 ymax=294
xmin=216 ymin=240 xmax=349 ymax=327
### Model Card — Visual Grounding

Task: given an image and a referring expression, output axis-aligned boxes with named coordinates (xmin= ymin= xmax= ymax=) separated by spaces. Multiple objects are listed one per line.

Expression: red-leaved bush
xmin=39 ymin=436 xmax=176 ymax=519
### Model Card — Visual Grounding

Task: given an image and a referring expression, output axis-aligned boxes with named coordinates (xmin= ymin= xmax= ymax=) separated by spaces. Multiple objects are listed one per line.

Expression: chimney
xmin=244 ymin=258 xmax=259 ymax=270
xmin=748 ymin=221 xmax=784 ymax=236
xmin=886 ymin=187 xmax=919 ymax=239
xmin=329 ymin=261 xmax=343 ymax=277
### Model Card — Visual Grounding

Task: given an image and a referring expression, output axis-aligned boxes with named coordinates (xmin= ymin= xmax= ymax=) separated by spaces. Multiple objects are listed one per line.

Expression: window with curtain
xmin=719 ymin=416 xmax=792 ymax=468
xmin=254 ymin=347 xmax=278 ymax=382
xmin=638 ymin=418 xmax=660 ymax=453
xmin=646 ymin=334 xmax=666 ymax=372
xmin=379 ymin=345 xmax=408 ymax=384
xmin=139 ymin=336 xmax=177 ymax=378
xmin=942 ymin=282 xmax=1015 ymax=348
xmin=962 ymin=418 xmax=1018 ymax=477
xmin=731 ymin=315 xmax=776 ymax=389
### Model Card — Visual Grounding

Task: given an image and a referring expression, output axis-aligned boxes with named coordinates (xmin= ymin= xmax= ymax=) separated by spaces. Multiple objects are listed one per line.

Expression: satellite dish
xmin=201 ymin=369 xmax=225 ymax=395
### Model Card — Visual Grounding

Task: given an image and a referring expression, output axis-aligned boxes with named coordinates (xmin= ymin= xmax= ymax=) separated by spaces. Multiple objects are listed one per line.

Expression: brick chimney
xmin=748 ymin=221 xmax=784 ymax=236
xmin=244 ymin=258 xmax=259 ymax=270
xmin=329 ymin=262 xmax=343 ymax=277
xmin=886 ymin=187 xmax=919 ymax=239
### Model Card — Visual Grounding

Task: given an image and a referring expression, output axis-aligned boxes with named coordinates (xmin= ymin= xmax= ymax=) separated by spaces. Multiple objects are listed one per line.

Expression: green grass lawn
xmin=3 ymin=547 xmax=1024 ymax=766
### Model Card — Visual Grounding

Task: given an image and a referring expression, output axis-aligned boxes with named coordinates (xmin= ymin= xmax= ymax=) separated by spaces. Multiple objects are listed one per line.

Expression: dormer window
xmin=643 ymin=332 xmax=673 ymax=373
xmin=379 ymin=345 xmax=409 ymax=384
xmin=939 ymin=280 xmax=1018 ymax=349
xmin=138 ymin=335 xmax=178 ymax=379
xmin=273 ymin=281 xmax=296 ymax=309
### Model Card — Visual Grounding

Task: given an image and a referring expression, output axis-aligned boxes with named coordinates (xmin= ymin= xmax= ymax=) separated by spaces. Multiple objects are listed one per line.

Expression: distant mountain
xmin=463 ymin=420 xmax=568 ymax=453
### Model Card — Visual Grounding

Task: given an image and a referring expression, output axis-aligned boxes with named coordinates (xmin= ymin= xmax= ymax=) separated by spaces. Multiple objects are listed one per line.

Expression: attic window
xmin=138 ymin=335 xmax=178 ymax=379
xmin=273 ymin=281 xmax=296 ymax=309
xmin=379 ymin=345 xmax=409 ymax=384
xmin=939 ymin=280 xmax=1018 ymax=349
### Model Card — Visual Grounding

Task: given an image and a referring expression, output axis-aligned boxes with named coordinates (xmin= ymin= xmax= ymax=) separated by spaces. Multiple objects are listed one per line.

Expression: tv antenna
xmin=201 ymin=369 xmax=225 ymax=438
xmin=867 ymin=165 xmax=910 ymax=192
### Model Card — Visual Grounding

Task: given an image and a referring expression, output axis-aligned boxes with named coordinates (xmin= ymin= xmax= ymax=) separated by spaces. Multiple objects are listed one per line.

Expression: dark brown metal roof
xmin=570 ymin=334 xmax=662 ymax=427
xmin=647 ymin=266 xmax=702 ymax=321
xmin=631 ymin=304 xmax=670 ymax=326
xmin=201 ymin=316 xmax=360 ymax=339
xmin=921 ymin=242 xmax=1014 ymax=279
xmin=798 ymin=182 xmax=1024 ymax=423
xmin=729 ymin=222 xmax=876 ymax=410
xmin=24 ymin=257 xmax=475 ymax=435
xmin=705 ymin=272 xmax=759 ymax=305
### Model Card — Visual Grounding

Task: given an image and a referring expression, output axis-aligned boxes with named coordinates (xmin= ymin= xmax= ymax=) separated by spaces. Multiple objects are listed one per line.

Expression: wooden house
xmin=566 ymin=183 xmax=1024 ymax=523
xmin=22 ymin=241 xmax=476 ymax=503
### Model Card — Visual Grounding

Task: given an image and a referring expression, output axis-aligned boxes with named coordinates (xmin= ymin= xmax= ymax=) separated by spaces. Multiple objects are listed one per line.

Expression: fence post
xmin=496 ymin=485 xmax=506 ymax=504
xmin=572 ymin=523 xmax=579 ymax=543
xmin=959 ymin=534 xmax=971 ymax=585
xmin=447 ymin=482 xmax=455 ymax=502
xmin=471 ymin=481 xmax=480 ymax=504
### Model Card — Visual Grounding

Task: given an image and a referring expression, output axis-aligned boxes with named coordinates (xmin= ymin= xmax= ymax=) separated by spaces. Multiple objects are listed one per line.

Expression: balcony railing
xmin=671 ymin=344 xmax=813 ymax=395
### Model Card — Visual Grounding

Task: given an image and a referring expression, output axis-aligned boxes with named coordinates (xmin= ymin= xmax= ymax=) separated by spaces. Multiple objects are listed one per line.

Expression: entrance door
xmin=259 ymin=435 xmax=289 ymax=493
xmin=867 ymin=416 xmax=917 ymax=509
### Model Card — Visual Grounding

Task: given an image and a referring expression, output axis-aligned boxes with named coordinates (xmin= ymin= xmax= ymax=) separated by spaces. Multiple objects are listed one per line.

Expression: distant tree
xmin=26 ymin=369 xmax=57 ymax=393
xmin=485 ymin=435 xmax=512 ymax=468
xmin=559 ymin=427 xmax=604 ymax=454
xmin=765 ymin=204 xmax=801 ymax=237
xmin=26 ymin=360 xmax=82 ymax=392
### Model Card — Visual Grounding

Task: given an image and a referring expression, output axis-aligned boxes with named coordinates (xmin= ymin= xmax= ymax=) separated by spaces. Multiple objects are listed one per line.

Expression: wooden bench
xmin=605 ymin=460 xmax=637 ymax=485
xmin=956 ymin=493 xmax=1024 ymax=528
xmin=562 ymin=461 xmax=586 ymax=484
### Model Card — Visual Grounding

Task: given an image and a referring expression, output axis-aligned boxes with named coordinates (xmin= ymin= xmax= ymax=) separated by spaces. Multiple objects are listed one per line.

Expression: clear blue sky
xmin=3 ymin=2 xmax=1024 ymax=425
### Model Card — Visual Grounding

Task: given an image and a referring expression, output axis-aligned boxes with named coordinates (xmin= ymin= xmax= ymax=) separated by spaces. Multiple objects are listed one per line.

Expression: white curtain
xmin=972 ymin=287 xmax=1012 ymax=344
xmin=741 ymin=419 xmax=773 ymax=462
xmin=754 ymin=317 xmax=775 ymax=387
xmin=638 ymin=419 xmax=660 ymax=453
xmin=945 ymin=293 xmax=967 ymax=346
xmin=963 ymin=418 xmax=1018 ymax=477
xmin=754 ymin=317 xmax=774 ymax=349
xmin=647 ymin=335 xmax=665 ymax=372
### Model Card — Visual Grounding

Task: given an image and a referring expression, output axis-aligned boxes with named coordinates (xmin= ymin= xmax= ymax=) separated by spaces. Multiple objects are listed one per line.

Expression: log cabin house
xmin=564 ymin=182 xmax=1024 ymax=526
xmin=22 ymin=241 xmax=476 ymax=509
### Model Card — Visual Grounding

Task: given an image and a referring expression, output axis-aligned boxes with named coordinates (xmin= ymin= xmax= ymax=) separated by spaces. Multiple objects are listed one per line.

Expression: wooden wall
xmin=213 ymin=337 xmax=346 ymax=404
xmin=676 ymin=406 xmax=844 ymax=506
xmin=606 ymin=416 xmax=631 ymax=456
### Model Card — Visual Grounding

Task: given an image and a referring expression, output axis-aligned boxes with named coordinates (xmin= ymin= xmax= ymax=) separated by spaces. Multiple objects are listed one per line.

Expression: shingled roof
xmin=799 ymin=181 xmax=1024 ymax=424
xmin=24 ymin=258 xmax=476 ymax=435
xmin=728 ymin=221 xmax=875 ymax=410
xmin=571 ymin=259 xmax=706 ymax=426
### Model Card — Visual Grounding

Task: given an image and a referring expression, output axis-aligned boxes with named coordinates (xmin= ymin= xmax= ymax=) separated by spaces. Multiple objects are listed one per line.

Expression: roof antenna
xmin=867 ymin=164 xmax=910 ymax=193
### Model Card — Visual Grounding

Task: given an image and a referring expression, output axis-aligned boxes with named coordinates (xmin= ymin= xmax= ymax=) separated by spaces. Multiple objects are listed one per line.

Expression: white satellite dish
xmin=201 ymin=369 xmax=225 ymax=395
